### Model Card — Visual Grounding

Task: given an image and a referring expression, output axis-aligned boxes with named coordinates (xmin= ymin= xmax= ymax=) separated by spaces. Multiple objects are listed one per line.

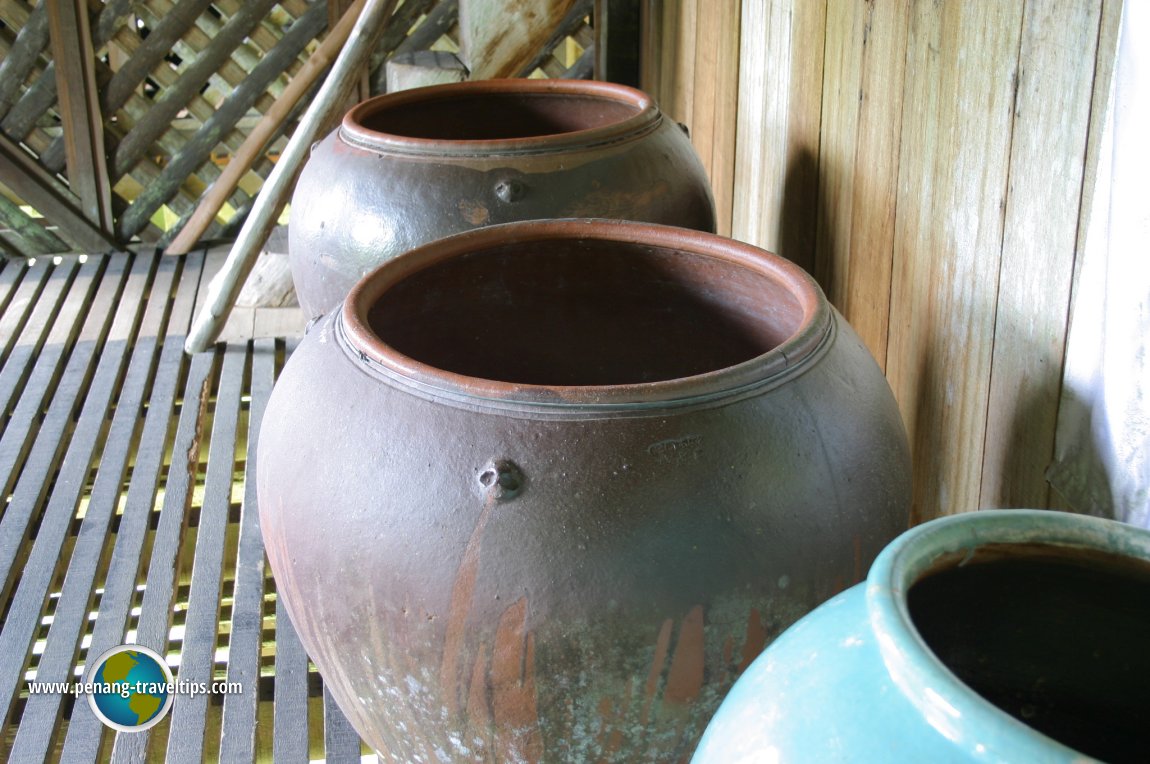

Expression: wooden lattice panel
xmin=0 ymin=0 xmax=596 ymax=259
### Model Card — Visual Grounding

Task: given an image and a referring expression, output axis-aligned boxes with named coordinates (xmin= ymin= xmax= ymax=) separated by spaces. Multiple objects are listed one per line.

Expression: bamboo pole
xmin=165 ymin=0 xmax=367 ymax=256
xmin=184 ymin=0 xmax=399 ymax=354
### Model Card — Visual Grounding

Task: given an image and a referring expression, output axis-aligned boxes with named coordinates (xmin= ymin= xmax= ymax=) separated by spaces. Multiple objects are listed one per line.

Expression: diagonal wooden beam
xmin=0 ymin=132 xmax=116 ymax=253
xmin=115 ymin=0 xmax=329 ymax=240
xmin=110 ymin=0 xmax=281 ymax=180
xmin=0 ymin=192 xmax=70 ymax=256
xmin=46 ymin=0 xmax=114 ymax=233
xmin=0 ymin=1 xmax=50 ymax=121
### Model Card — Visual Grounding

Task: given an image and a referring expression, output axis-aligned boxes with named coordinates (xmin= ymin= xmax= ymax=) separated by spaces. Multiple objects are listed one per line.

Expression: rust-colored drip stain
xmin=466 ymin=643 xmax=492 ymax=738
xmin=739 ymin=608 xmax=768 ymax=673
xmin=440 ymin=494 xmax=497 ymax=715
xmin=491 ymin=597 xmax=542 ymax=763
xmin=663 ymin=606 xmax=705 ymax=705
xmin=641 ymin=619 xmax=674 ymax=725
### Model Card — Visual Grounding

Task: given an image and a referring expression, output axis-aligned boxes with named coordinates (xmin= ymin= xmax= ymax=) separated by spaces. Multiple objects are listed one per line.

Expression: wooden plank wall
xmin=649 ymin=0 xmax=1121 ymax=521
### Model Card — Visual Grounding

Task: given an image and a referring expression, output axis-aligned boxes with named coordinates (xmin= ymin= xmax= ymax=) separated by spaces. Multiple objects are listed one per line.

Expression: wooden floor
xmin=0 ymin=252 xmax=368 ymax=761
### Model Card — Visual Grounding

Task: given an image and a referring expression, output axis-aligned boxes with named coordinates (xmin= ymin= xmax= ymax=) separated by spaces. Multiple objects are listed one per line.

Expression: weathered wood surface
xmin=165 ymin=0 xmax=369 ymax=255
xmin=460 ymin=0 xmax=582 ymax=78
xmin=46 ymin=0 xmax=114 ymax=233
xmin=0 ymin=251 xmax=358 ymax=760
xmin=654 ymin=0 xmax=1118 ymax=517
xmin=1 ymin=0 xmax=596 ymax=255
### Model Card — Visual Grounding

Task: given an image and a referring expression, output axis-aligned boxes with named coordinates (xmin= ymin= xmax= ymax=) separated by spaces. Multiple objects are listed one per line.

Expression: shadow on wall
xmin=776 ymin=148 xmax=821 ymax=277
xmin=1047 ymin=389 xmax=1118 ymax=520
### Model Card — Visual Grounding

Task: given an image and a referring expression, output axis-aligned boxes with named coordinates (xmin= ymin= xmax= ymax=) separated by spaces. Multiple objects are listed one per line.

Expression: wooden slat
xmin=218 ymin=339 xmax=274 ymax=762
xmin=393 ymin=0 xmax=457 ymax=58
xmin=731 ymin=0 xmax=827 ymax=272
xmin=0 ymin=0 xmax=48 ymax=120
xmin=0 ymin=257 xmax=49 ymax=373
xmin=0 ymin=258 xmax=85 ymax=486
xmin=978 ymin=0 xmax=1102 ymax=508
xmin=7 ymin=255 xmax=177 ymax=763
xmin=272 ymin=338 xmax=310 ymax=762
xmin=46 ymin=0 xmax=114 ymax=232
xmin=0 ymin=255 xmax=128 ymax=739
xmin=163 ymin=343 xmax=245 ymax=763
xmin=58 ymin=252 xmax=205 ymax=764
xmin=272 ymin=595 xmax=311 ymax=761
xmin=109 ymin=0 xmax=282 ymax=181
xmin=323 ymin=686 xmax=363 ymax=762
xmin=166 ymin=0 xmax=367 ymax=255
xmin=814 ymin=0 xmax=910 ymax=365
xmin=0 ymin=133 xmax=116 ymax=254
xmin=116 ymin=0 xmax=328 ymax=240
xmin=0 ymin=258 xmax=29 ymax=322
xmin=885 ymin=1 xmax=1024 ymax=520
xmin=0 ymin=254 xmax=146 ymax=752
xmin=688 ymin=0 xmax=739 ymax=236
xmin=107 ymin=346 xmax=215 ymax=764
xmin=0 ymin=191 xmax=70 ymax=256
xmin=0 ymin=260 xmax=94 ymax=533
xmin=102 ymin=0 xmax=216 ymax=119
xmin=516 ymin=0 xmax=592 ymax=77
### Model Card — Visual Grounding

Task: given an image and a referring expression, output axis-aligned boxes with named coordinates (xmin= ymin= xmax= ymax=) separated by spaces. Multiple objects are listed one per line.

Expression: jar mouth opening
xmin=341 ymin=80 xmax=658 ymax=155
xmin=340 ymin=220 xmax=830 ymax=406
xmin=869 ymin=510 xmax=1150 ymax=761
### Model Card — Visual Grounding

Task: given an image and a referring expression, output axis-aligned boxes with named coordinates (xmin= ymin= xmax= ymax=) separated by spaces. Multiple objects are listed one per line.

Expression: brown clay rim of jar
xmin=339 ymin=79 xmax=661 ymax=157
xmin=339 ymin=219 xmax=833 ymax=410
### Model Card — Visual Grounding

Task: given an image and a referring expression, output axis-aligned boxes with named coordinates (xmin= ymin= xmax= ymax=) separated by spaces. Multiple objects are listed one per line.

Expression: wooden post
xmin=185 ymin=0 xmax=401 ymax=354
xmin=46 ymin=0 xmax=114 ymax=234
xmin=165 ymin=0 xmax=369 ymax=255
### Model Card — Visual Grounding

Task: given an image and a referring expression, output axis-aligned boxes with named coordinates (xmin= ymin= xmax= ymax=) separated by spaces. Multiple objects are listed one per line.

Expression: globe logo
xmin=85 ymin=645 xmax=174 ymax=731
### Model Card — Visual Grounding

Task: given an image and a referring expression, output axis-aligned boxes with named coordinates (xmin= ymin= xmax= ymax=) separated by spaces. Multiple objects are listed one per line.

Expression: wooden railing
xmin=0 ymin=0 xmax=594 ymax=258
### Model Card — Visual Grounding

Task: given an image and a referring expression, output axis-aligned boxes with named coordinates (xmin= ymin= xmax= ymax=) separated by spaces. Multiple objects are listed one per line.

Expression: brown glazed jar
xmin=258 ymin=220 xmax=911 ymax=762
xmin=287 ymin=79 xmax=716 ymax=321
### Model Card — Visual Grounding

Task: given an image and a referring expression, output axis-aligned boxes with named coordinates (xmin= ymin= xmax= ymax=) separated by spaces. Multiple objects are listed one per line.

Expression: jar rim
xmin=338 ymin=219 xmax=833 ymax=410
xmin=339 ymin=79 xmax=661 ymax=157
xmin=867 ymin=509 xmax=1150 ymax=758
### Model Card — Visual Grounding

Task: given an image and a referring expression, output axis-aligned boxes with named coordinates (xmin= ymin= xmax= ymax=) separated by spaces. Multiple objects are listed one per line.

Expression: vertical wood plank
xmin=323 ymin=686 xmax=363 ymax=762
xmin=732 ymin=0 xmax=827 ymax=272
xmin=0 ymin=258 xmax=50 ymax=373
xmin=108 ymin=347 xmax=216 ymax=764
xmin=8 ymin=255 xmax=175 ymax=763
xmin=0 ymin=256 xmax=79 ymax=425
xmin=979 ymin=0 xmax=1102 ymax=509
xmin=164 ymin=343 xmax=245 ymax=763
xmin=814 ymin=0 xmax=909 ymax=366
xmin=218 ymin=339 xmax=275 ymax=762
xmin=885 ymin=1 xmax=1024 ymax=520
xmin=46 ymin=0 xmax=114 ymax=232
xmin=710 ymin=0 xmax=740 ymax=237
xmin=1048 ymin=0 xmax=1123 ymax=512
xmin=59 ymin=252 xmax=204 ymax=764
xmin=0 ymin=255 xmax=147 ymax=759
xmin=272 ymin=595 xmax=312 ymax=761
xmin=0 ymin=255 xmax=125 ymax=740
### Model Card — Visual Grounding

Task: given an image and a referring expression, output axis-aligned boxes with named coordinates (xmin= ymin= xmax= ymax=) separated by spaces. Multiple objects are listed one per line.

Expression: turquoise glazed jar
xmin=693 ymin=509 xmax=1150 ymax=763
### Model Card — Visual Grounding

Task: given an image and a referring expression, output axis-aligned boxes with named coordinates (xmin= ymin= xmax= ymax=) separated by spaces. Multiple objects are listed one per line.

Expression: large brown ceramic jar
xmin=288 ymin=79 xmax=717 ymax=320
xmin=258 ymin=220 xmax=911 ymax=762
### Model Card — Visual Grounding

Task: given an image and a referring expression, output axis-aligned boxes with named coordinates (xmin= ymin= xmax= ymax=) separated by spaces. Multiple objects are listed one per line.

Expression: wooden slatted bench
xmin=0 ymin=251 xmax=367 ymax=761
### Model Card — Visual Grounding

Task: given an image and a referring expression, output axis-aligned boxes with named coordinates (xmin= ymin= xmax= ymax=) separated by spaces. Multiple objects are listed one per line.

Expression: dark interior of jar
xmin=366 ymin=240 xmax=803 ymax=386
xmin=908 ymin=544 xmax=1150 ymax=763
xmin=358 ymin=93 xmax=641 ymax=140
